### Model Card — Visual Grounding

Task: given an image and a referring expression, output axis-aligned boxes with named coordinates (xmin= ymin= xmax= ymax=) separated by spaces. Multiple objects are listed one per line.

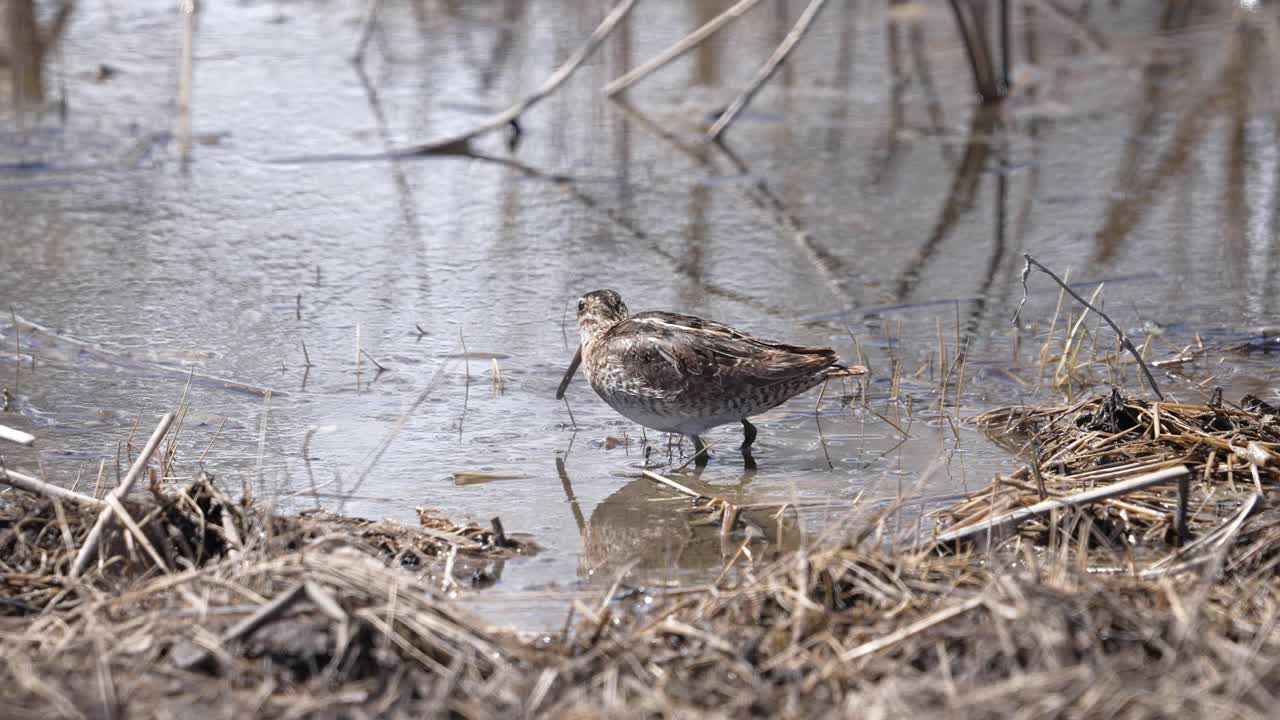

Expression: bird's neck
xmin=578 ymin=316 xmax=622 ymax=350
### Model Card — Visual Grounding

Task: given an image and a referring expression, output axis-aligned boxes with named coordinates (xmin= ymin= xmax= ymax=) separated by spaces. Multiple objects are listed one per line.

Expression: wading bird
xmin=557 ymin=289 xmax=864 ymax=467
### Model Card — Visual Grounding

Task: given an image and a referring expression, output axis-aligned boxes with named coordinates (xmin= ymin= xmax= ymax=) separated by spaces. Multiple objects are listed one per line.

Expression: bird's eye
xmin=577 ymin=299 xmax=586 ymax=313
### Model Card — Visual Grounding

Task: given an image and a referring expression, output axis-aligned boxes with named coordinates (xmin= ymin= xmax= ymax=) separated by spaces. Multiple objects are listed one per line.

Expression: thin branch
xmin=177 ymin=0 xmax=197 ymax=162
xmin=674 ymin=439 xmax=717 ymax=472
xmin=9 ymin=306 xmax=19 ymax=364
xmin=641 ymin=469 xmax=707 ymax=501
xmin=70 ymin=413 xmax=176 ymax=578
xmin=347 ymin=357 xmax=454 ymax=495
xmin=1015 ymin=252 xmax=1164 ymax=399
xmin=173 ymin=583 xmax=307 ymax=671
xmin=0 ymin=424 xmax=34 ymax=446
xmin=0 ymin=466 xmax=105 ymax=508
xmin=605 ymin=0 xmax=764 ymax=95
xmin=105 ymin=495 xmax=171 ymax=573
xmin=40 ymin=2 xmax=76 ymax=60
xmin=561 ymin=397 xmax=578 ymax=431
xmin=1146 ymin=492 xmax=1262 ymax=576
xmin=351 ymin=0 xmax=384 ymax=63
xmin=947 ymin=0 xmax=1002 ymax=102
xmin=11 ymin=312 xmax=277 ymax=397
xmin=931 ymin=464 xmax=1188 ymax=546
xmin=1024 ymin=0 xmax=1109 ymax=54
xmin=1000 ymin=0 xmax=1011 ymax=93
xmin=705 ymin=0 xmax=829 ymax=143
xmin=839 ymin=595 xmax=985 ymax=662
xmin=360 ymin=349 xmax=386 ymax=373
xmin=398 ymin=0 xmax=638 ymax=155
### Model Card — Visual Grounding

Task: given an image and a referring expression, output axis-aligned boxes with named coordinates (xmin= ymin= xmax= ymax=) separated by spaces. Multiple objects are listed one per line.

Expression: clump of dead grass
xmin=956 ymin=390 xmax=1280 ymax=554
xmin=0 ymin=471 xmax=539 ymax=718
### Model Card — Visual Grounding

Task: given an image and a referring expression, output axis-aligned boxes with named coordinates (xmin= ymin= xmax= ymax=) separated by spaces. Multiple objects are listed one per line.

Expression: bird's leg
xmin=740 ymin=419 xmax=758 ymax=469
xmin=690 ymin=435 xmax=710 ymax=466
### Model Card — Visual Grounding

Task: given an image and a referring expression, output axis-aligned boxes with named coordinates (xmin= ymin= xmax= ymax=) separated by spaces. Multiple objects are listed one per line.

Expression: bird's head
xmin=575 ymin=289 xmax=629 ymax=347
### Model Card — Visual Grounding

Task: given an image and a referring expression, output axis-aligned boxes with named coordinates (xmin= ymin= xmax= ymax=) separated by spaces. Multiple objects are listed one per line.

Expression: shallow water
xmin=1 ymin=0 xmax=1278 ymax=629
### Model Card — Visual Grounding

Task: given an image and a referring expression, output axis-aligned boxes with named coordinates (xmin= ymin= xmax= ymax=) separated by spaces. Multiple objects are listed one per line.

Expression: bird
xmin=556 ymin=289 xmax=864 ymax=467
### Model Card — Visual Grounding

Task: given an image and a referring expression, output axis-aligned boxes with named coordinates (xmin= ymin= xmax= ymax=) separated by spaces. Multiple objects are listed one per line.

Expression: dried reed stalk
xmin=0 ymin=424 xmax=34 ymax=446
xmin=69 ymin=413 xmax=175 ymax=577
xmin=705 ymin=0 xmax=829 ymax=142
xmin=605 ymin=0 xmax=764 ymax=95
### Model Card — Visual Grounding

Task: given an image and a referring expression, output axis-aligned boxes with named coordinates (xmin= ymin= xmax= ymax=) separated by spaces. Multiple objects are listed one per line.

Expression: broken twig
xmin=0 ymin=466 xmax=106 ymax=508
xmin=398 ymin=0 xmax=637 ymax=155
xmin=69 ymin=413 xmax=175 ymax=578
xmin=932 ymin=465 xmax=1189 ymax=546
xmin=0 ymin=424 xmax=35 ymax=446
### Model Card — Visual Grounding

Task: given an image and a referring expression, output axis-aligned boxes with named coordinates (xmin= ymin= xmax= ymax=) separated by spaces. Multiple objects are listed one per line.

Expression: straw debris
xmin=958 ymin=389 xmax=1279 ymax=552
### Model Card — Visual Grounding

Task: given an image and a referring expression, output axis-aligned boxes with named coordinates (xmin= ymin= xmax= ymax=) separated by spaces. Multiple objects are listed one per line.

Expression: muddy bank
xmin=2 ymin=389 xmax=1278 ymax=718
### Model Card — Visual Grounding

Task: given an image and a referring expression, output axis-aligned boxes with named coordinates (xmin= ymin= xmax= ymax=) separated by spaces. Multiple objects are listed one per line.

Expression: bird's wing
xmin=597 ymin=312 xmax=839 ymax=400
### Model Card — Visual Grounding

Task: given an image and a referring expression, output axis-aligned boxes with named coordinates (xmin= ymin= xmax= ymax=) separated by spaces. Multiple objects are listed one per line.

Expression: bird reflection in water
xmin=556 ymin=454 xmax=802 ymax=589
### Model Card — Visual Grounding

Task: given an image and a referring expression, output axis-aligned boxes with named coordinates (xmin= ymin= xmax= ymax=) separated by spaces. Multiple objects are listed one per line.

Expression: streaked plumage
xmin=557 ymin=289 xmax=863 ymax=466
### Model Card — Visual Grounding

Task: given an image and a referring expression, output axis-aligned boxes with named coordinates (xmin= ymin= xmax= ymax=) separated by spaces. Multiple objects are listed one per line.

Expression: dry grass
xmin=960 ymin=391 xmax=1279 ymax=552
xmin=2 ymin=390 xmax=1279 ymax=718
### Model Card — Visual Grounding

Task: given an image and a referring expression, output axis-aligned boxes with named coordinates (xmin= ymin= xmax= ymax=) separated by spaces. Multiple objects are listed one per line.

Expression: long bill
xmin=556 ymin=345 xmax=583 ymax=400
